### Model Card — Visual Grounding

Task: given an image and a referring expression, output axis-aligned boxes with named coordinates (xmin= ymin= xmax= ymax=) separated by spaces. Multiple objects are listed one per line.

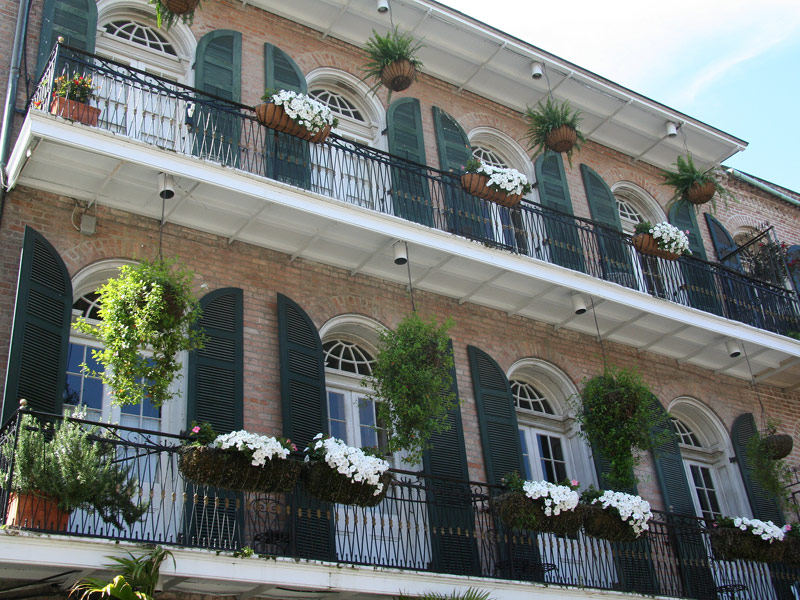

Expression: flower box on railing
xmin=49 ymin=97 xmax=101 ymax=127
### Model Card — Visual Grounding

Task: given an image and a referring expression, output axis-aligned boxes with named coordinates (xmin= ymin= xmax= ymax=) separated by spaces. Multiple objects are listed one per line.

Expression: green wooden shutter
xmin=432 ymin=107 xmax=486 ymax=240
xmin=423 ymin=342 xmax=479 ymax=575
xmin=388 ymin=98 xmax=433 ymax=226
xmin=277 ymin=294 xmax=333 ymax=561
xmin=3 ymin=227 xmax=72 ymax=425
xmin=264 ymin=43 xmax=311 ymax=190
xmin=650 ymin=398 xmax=716 ymax=600
xmin=669 ymin=203 xmax=723 ymax=316
xmin=731 ymin=413 xmax=785 ymax=526
xmin=535 ymin=154 xmax=585 ymax=272
xmin=193 ymin=30 xmax=242 ymax=168
xmin=36 ymin=0 xmax=97 ymax=77
xmin=704 ymin=214 xmax=741 ymax=271
xmin=580 ymin=164 xmax=635 ymax=286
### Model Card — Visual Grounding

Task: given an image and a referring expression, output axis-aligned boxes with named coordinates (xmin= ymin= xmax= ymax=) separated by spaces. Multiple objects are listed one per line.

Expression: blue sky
xmin=448 ymin=0 xmax=800 ymax=193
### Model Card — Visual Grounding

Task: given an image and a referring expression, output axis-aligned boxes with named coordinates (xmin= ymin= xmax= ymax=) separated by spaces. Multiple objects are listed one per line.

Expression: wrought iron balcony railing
xmin=2 ymin=410 xmax=798 ymax=600
xmin=29 ymin=44 xmax=800 ymax=337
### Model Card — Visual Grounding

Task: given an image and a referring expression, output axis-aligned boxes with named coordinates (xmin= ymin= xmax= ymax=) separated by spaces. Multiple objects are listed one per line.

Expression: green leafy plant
xmin=148 ymin=0 xmax=200 ymax=30
xmin=0 ymin=413 xmax=148 ymax=527
xmin=396 ymin=588 xmax=494 ymax=600
xmin=185 ymin=421 xmax=217 ymax=446
xmin=75 ymin=258 xmax=205 ymax=408
xmin=524 ymin=97 xmax=585 ymax=166
xmin=573 ymin=366 xmax=670 ymax=489
xmin=53 ymin=73 xmax=98 ymax=103
xmin=71 ymin=546 xmax=173 ymax=600
xmin=746 ymin=420 xmax=794 ymax=508
xmin=662 ymin=154 xmax=733 ymax=212
xmin=365 ymin=313 xmax=456 ymax=465
xmin=362 ymin=27 xmax=424 ymax=95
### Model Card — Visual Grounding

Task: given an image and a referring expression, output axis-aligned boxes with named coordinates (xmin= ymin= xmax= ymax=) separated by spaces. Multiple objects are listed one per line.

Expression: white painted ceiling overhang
xmin=244 ymin=0 xmax=747 ymax=171
xmin=8 ymin=113 xmax=800 ymax=390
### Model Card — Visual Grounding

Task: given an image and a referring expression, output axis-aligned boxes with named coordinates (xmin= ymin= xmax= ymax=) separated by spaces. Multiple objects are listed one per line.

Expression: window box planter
xmin=580 ymin=489 xmax=653 ymax=543
xmin=49 ymin=97 xmax=101 ymax=127
xmin=303 ymin=460 xmax=392 ymax=507
xmin=709 ymin=523 xmax=786 ymax=563
xmin=461 ymin=172 xmax=522 ymax=208
xmin=632 ymin=233 xmax=680 ymax=261
xmin=581 ymin=502 xmax=641 ymax=543
xmin=255 ymin=102 xmax=332 ymax=144
xmin=544 ymin=124 xmax=578 ymax=154
xmin=495 ymin=490 xmax=582 ymax=536
xmin=6 ymin=491 xmax=70 ymax=531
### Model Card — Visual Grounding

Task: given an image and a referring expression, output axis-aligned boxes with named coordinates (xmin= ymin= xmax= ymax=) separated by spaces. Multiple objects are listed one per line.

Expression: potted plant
xmin=255 ymin=89 xmax=338 ymax=143
xmin=662 ymin=154 xmax=733 ymax=210
xmin=303 ymin=434 xmax=392 ymax=507
xmin=364 ymin=312 xmax=456 ymax=466
xmin=580 ymin=487 xmax=653 ymax=543
xmin=149 ymin=0 xmax=200 ymax=29
xmin=494 ymin=472 xmax=582 ymax=536
xmin=74 ymin=258 xmax=205 ymax=408
xmin=1 ymin=412 xmax=149 ymax=530
xmin=524 ymin=97 xmax=586 ymax=165
xmin=632 ymin=221 xmax=692 ymax=261
xmin=71 ymin=546 xmax=173 ymax=600
xmin=460 ymin=158 xmax=532 ymax=208
xmin=745 ymin=420 xmax=794 ymax=502
xmin=178 ymin=422 xmax=302 ymax=493
xmin=49 ymin=72 xmax=100 ymax=127
xmin=573 ymin=366 xmax=670 ymax=490
xmin=783 ymin=523 xmax=800 ymax=567
xmin=362 ymin=27 xmax=424 ymax=95
xmin=708 ymin=516 xmax=786 ymax=563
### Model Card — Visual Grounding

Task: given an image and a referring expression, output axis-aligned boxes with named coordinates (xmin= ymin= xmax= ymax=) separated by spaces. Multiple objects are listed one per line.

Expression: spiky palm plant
xmin=71 ymin=546 xmax=174 ymax=600
xmin=396 ymin=589 xmax=494 ymax=600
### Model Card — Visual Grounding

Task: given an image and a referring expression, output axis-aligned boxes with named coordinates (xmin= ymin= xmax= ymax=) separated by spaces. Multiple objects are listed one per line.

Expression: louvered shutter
xmin=704 ymin=214 xmax=741 ymax=270
xmin=387 ymin=98 xmax=433 ymax=226
xmin=3 ymin=227 xmax=72 ymax=425
xmin=183 ymin=288 xmax=244 ymax=550
xmin=580 ymin=165 xmax=635 ymax=287
xmin=731 ymin=413 xmax=785 ymax=526
xmin=277 ymin=294 xmax=332 ymax=561
xmin=432 ymin=107 xmax=488 ymax=241
xmin=193 ymin=30 xmax=242 ymax=168
xmin=535 ymin=154 xmax=585 ymax=272
xmin=650 ymin=398 xmax=715 ymax=600
xmin=264 ymin=43 xmax=311 ymax=190
xmin=669 ymin=203 xmax=723 ymax=316
xmin=36 ymin=0 xmax=97 ymax=77
xmin=423 ymin=342 xmax=479 ymax=575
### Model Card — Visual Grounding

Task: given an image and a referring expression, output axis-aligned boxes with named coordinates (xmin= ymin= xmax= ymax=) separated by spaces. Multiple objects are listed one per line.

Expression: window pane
xmin=82 ymin=378 xmax=103 ymax=410
xmin=328 ymin=391 xmax=348 ymax=442
xmin=64 ymin=374 xmax=82 ymax=406
xmin=518 ymin=429 xmax=531 ymax=480
xmin=538 ymin=434 xmax=567 ymax=484
xmin=358 ymin=399 xmax=378 ymax=448
xmin=67 ymin=343 xmax=84 ymax=373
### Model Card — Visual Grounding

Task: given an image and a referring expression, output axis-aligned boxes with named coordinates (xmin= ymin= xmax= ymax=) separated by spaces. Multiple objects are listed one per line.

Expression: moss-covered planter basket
xmin=178 ymin=446 xmax=302 ymax=493
xmin=544 ymin=124 xmax=578 ymax=154
xmin=495 ymin=491 xmax=582 ymax=536
xmin=632 ymin=233 xmax=680 ymax=261
xmin=784 ymin=537 xmax=800 ymax=567
xmin=380 ymin=59 xmax=416 ymax=92
xmin=460 ymin=173 xmax=522 ymax=208
xmin=581 ymin=503 xmax=640 ymax=543
xmin=254 ymin=102 xmax=331 ymax=143
xmin=686 ymin=180 xmax=716 ymax=205
xmin=763 ymin=433 xmax=793 ymax=460
xmin=164 ymin=0 xmax=199 ymax=14
xmin=708 ymin=525 xmax=786 ymax=563
xmin=303 ymin=461 xmax=392 ymax=507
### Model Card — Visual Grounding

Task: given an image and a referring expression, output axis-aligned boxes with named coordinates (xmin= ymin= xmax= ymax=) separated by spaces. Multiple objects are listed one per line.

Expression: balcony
xmin=2 ymin=410 xmax=798 ymax=599
xmin=7 ymin=44 xmax=800 ymax=387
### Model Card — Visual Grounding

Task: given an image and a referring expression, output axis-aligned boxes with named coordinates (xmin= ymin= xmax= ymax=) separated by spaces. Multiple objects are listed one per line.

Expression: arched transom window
xmin=309 ymin=89 xmax=364 ymax=123
xmin=104 ymin=20 xmax=177 ymax=56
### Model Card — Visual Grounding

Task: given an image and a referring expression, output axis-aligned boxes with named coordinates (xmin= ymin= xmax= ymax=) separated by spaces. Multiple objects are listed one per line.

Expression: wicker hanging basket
xmin=709 ymin=525 xmax=786 ymax=563
xmin=544 ymin=125 xmax=578 ymax=154
xmin=380 ymin=59 xmax=417 ymax=92
xmin=303 ymin=461 xmax=392 ymax=507
xmin=686 ymin=180 xmax=716 ymax=205
xmin=178 ymin=446 xmax=302 ymax=493
xmin=632 ymin=233 xmax=680 ymax=261
xmin=763 ymin=433 xmax=793 ymax=460
xmin=254 ymin=102 xmax=332 ymax=143
xmin=164 ymin=0 xmax=199 ymax=15
xmin=581 ymin=503 xmax=640 ymax=543
xmin=495 ymin=491 xmax=582 ymax=536
xmin=461 ymin=173 xmax=522 ymax=208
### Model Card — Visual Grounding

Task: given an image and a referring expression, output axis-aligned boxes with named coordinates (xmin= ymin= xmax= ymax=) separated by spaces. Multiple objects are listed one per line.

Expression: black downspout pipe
xmin=0 ymin=0 xmax=33 ymax=225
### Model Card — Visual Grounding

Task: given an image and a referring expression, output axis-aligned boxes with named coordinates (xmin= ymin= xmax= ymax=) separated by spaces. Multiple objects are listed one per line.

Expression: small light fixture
xmin=80 ymin=213 xmax=96 ymax=236
xmin=530 ymin=61 xmax=544 ymax=80
xmin=665 ymin=121 xmax=679 ymax=138
xmin=393 ymin=241 xmax=408 ymax=265
xmin=570 ymin=292 xmax=587 ymax=315
xmin=157 ymin=172 xmax=175 ymax=200
xmin=725 ymin=339 xmax=742 ymax=358
xmin=377 ymin=0 xmax=389 ymax=13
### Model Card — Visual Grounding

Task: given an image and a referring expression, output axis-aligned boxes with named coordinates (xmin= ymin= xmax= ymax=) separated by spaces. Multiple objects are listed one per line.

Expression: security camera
xmin=531 ymin=61 xmax=544 ymax=80
xmin=158 ymin=172 xmax=175 ymax=200
xmin=377 ymin=0 xmax=389 ymax=13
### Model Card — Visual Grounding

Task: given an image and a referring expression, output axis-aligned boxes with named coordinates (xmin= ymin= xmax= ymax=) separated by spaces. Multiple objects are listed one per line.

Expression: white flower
xmin=729 ymin=517 xmax=785 ymax=543
xmin=521 ymin=480 xmax=579 ymax=516
xmin=592 ymin=490 xmax=653 ymax=537
xmin=270 ymin=90 xmax=335 ymax=134
xmin=308 ymin=435 xmax=390 ymax=496
xmin=213 ymin=430 xmax=290 ymax=467
xmin=474 ymin=162 xmax=530 ymax=196
xmin=648 ymin=222 xmax=692 ymax=255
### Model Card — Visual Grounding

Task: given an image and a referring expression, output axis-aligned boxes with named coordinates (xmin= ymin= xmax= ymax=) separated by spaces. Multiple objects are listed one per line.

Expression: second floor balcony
xmin=7 ymin=44 xmax=800 ymax=388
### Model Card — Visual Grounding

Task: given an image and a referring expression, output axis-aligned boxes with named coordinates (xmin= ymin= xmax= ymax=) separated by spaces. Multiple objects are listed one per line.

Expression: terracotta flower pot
xmin=380 ymin=59 xmax=416 ymax=92
xmin=632 ymin=233 xmax=680 ymax=261
xmin=461 ymin=172 xmax=522 ymax=208
xmin=6 ymin=491 xmax=70 ymax=531
xmin=164 ymin=0 xmax=199 ymax=15
xmin=545 ymin=124 xmax=578 ymax=153
xmin=255 ymin=102 xmax=331 ymax=143
xmin=686 ymin=180 xmax=716 ymax=205
xmin=50 ymin=97 xmax=101 ymax=127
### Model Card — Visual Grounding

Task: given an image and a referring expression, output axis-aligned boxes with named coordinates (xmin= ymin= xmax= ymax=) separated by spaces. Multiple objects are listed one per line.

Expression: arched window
xmin=468 ymin=127 xmax=534 ymax=195
xmin=612 ymin=182 xmax=665 ymax=234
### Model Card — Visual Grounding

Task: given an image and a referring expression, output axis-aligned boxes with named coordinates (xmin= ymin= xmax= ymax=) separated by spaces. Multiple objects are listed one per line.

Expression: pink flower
xmin=192 ymin=425 xmax=200 ymax=434
xmin=571 ymin=479 xmax=579 ymax=487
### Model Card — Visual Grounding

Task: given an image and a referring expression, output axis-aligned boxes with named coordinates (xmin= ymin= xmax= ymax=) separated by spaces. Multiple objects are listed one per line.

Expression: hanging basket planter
xmin=178 ymin=446 xmax=302 ymax=493
xmin=255 ymin=100 xmax=332 ymax=144
xmin=6 ymin=491 xmax=71 ymax=531
xmin=461 ymin=173 xmax=522 ymax=208
xmin=303 ymin=460 xmax=392 ymax=507
xmin=164 ymin=0 xmax=199 ymax=14
xmin=632 ymin=233 xmax=680 ymax=261
xmin=686 ymin=180 xmax=716 ymax=205
xmin=709 ymin=525 xmax=786 ymax=563
xmin=763 ymin=433 xmax=793 ymax=460
xmin=380 ymin=59 xmax=417 ymax=92
xmin=544 ymin=124 xmax=578 ymax=154
xmin=495 ymin=491 xmax=582 ymax=536
xmin=581 ymin=503 xmax=641 ymax=543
